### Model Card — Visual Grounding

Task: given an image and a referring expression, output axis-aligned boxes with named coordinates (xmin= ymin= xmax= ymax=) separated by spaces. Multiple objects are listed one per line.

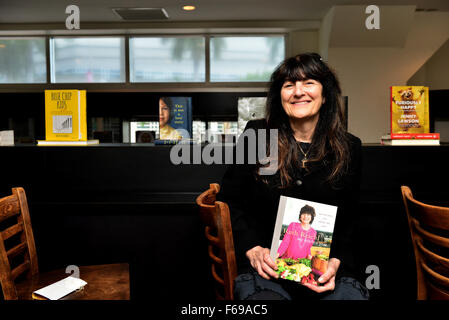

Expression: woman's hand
xmin=246 ymin=246 xmax=279 ymax=280
xmin=303 ymin=258 xmax=340 ymax=293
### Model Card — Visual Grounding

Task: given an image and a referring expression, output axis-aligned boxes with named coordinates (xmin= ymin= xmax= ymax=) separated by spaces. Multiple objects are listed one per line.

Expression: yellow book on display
xmin=45 ymin=90 xmax=87 ymax=141
xmin=390 ymin=86 xmax=429 ymax=134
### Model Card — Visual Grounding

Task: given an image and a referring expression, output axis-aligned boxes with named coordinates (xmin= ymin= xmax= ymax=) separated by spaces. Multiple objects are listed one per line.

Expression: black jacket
xmin=217 ymin=119 xmax=362 ymax=280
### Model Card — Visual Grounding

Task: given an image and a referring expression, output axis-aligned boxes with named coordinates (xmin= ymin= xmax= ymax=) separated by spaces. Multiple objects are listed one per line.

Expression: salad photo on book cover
xmin=270 ymin=196 xmax=338 ymax=286
xmin=159 ymin=96 xmax=192 ymax=141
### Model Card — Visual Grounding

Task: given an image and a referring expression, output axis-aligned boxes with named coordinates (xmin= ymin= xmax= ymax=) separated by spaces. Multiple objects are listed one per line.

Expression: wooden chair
xmin=0 ymin=187 xmax=130 ymax=300
xmin=196 ymin=183 xmax=237 ymax=300
xmin=401 ymin=186 xmax=449 ymax=299
xmin=0 ymin=187 xmax=39 ymax=300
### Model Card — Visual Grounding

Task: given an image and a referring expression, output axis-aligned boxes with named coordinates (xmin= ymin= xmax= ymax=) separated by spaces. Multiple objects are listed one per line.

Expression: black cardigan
xmin=217 ymin=119 xmax=362 ymax=280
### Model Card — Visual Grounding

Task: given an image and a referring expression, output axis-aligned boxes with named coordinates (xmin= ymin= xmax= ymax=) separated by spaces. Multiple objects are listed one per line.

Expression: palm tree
xmin=265 ymin=37 xmax=284 ymax=64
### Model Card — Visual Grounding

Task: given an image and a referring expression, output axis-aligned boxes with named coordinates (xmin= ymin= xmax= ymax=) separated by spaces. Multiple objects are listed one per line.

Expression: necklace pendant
xmin=301 ymin=159 xmax=307 ymax=168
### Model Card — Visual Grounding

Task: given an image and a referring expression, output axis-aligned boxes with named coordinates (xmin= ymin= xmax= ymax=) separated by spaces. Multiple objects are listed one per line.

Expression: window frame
xmin=0 ymin=33 xmax=288 ymax=92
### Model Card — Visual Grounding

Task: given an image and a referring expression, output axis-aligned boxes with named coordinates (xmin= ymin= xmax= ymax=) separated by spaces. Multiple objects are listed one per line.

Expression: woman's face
xmin=300 ymin=213 xmax=312 ymax=225
xmin=159 ymin=99 xmax=170 ymax=127
xmin=280 ymin=78 xmax=324 ymax=122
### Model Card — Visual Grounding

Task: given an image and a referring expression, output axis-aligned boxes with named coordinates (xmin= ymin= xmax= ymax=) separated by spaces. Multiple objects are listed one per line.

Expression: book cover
xmin=158 ymin=96 xmax=192 ymax=142
xmin=270 ymin=196 xmax=338 ymax=285
xmin=32 ymin=276 xmax=87 ymax=300
xmin=45 ymin=90 xmax=87 ymax=141
xmin=390 ymin=86 xmax=429 ymax=134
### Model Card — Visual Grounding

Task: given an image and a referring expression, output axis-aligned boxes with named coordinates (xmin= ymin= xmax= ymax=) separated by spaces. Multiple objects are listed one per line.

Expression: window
xmin=207 ymin=121 xmax=238 ymax=143
xmin=50 ymin=37 xmax=126 ymax=83
xmin=0 ymin=34 xmax=286 ymax=85
xmin=0 ymin=38 xmax=46 ymax=83
xmin=193 ymin=121 xmax=206 ymax=143
xmin=130 ymin=36 xmax=205 ymax=82
xmin=88 ymin=117 xmax=122 ymax=143
xmin=210 ymin=36 xmax=285 ymax=82
xmin=128 ymin=121 xmax=206 ymax=143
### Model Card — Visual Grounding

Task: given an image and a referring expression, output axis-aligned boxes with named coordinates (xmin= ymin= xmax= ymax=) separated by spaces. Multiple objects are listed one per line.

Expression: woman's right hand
xmin=246 ymin=246 xmax=279 ymax=280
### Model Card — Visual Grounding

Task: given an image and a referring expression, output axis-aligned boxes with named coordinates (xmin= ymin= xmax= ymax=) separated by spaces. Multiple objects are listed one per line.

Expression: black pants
xmin=234 ymin=271 xmax=370 ymax=300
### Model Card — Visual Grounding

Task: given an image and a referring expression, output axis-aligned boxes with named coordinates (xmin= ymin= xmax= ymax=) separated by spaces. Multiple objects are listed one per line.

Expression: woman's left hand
xmin=303 ymin=258 xmax=340 ymax=293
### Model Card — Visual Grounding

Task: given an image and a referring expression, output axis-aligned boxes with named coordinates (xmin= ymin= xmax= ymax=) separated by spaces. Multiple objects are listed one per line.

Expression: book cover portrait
xmin=159 ymin=96 xmax=192 ymax=141
xmin=270 ymin=196 xmax=337 ymax=285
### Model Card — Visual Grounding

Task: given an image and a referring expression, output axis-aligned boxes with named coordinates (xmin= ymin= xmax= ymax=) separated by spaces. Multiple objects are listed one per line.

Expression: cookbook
xmin=270 ymin=196 xmax=338 ymax=285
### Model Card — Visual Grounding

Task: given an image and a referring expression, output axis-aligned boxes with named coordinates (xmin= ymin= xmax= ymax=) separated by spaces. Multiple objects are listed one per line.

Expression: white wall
xmin=408 ymin=39 xmax=449 ymax=90
xmin=289 ymin=30 xmax=319 ymax=56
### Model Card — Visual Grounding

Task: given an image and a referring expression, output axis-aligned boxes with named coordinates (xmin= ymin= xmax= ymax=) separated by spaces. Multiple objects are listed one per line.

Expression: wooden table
xmin=16 ymin=263 xmax=130 ymax=300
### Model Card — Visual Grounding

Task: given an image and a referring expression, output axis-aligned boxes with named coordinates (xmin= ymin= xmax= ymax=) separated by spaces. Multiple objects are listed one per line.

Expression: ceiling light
xmin=182 ymin=6 xmax=196 ymax=11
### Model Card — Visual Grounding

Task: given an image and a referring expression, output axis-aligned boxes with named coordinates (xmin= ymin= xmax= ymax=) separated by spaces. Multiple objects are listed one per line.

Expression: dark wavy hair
xmin=262 ymin=53 xmax=350 ymax=187
xmin=299 ymin=204 xmax=316 ymax=224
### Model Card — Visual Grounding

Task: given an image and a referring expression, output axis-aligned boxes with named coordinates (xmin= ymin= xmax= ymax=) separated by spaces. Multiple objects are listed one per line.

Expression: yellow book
xmin=390 ymin=86 xmax=429 ymax=134
xmin=45 ymin=90 xmax=87 ymax=141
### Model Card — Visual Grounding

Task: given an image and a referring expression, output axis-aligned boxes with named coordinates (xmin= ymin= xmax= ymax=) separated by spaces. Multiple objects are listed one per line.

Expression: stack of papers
xmin=32 ymin=276 xmax=87 ymax=300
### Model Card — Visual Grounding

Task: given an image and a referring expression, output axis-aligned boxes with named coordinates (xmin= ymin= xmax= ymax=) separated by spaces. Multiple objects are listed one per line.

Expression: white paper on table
xmin=33 ymin=276 xmax=87 ymax=300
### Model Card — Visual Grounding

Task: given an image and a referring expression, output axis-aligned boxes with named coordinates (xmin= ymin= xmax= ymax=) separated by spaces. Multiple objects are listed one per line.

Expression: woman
xmin=218 ymin=53 xmax=369 ymax=300
xmin=277 ymin=205 xmax=317 ymax=260
xmin=159 ymin=97 xmax=181 ymax=140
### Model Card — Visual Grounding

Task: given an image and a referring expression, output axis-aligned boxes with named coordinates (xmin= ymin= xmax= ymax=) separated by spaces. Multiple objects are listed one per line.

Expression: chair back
xmin=196 ymin=183 xmax=237 ymax=300
xmin=0 ymin=187 xmax=39 ymax=300
xmin=401 ymin=186 xmax=449 ymax=299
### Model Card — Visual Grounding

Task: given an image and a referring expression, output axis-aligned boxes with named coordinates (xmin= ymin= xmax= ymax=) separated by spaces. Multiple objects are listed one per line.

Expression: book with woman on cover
xmin=270 ymin=196 xmax=338 ymax=286
xmin=157 ymin=96 xmax=192 ymax=143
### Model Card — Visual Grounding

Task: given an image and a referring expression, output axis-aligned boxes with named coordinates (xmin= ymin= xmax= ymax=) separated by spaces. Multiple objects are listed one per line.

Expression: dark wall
xmin=1 ymin=144 xmax=448 ymax=301
xmin=430 ymin=90 xmax=449 ymax=132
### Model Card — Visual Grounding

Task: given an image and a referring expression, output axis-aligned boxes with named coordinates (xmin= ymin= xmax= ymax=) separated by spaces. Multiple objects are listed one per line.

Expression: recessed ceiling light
xmin=183 ymin=5 xmax=196 ymax=11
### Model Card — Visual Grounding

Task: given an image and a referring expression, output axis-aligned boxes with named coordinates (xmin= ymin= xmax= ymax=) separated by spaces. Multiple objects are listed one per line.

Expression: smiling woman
xmin=281 ymin=78 xmax=324 ymax=141
xmin=266 ymin=53 xmax=351 ymax=186
xmin=277 ymin=204 xmax=317 ymax=260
